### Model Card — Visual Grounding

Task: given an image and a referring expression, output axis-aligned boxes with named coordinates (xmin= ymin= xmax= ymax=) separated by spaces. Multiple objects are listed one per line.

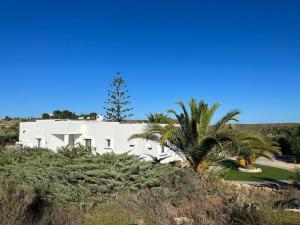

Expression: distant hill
xmin=237 ymin=123 xmax=300 ymax=132
xmin=0 ymin=119 xmax=21 ymax=130
xmin=0 ymin=119 xmax=22 ymax=147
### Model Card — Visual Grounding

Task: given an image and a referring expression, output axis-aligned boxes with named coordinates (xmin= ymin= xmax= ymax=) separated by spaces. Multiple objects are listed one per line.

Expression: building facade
xmin=18 ymin=119 xmax=181 ymax=162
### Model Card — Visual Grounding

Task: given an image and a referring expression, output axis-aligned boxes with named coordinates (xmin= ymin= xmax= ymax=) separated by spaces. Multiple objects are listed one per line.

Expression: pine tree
xmin=103 ymin=73 xmax=133 ymax=122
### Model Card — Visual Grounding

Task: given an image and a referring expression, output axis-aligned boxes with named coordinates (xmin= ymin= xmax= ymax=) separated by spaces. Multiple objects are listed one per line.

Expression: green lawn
xmin=221 ymin=160 xmax=296 ymax=182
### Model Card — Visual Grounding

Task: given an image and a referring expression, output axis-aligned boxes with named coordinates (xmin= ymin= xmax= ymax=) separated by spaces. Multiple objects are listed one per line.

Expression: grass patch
xmin=221 ymin=160 xmax=296 ymax=182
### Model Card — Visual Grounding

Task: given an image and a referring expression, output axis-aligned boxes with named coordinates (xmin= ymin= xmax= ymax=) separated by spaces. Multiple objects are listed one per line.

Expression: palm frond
xmin=129 ymin=99 xmax=250 ymax=170
xmin=213 ymin=110 xmax=240 ymax=133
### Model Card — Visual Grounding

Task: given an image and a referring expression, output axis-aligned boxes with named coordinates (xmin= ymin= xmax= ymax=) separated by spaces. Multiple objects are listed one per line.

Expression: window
xmin=106 ymin=139 xmax=111 ymax=148
xmin=85 ymin=139 xmax=92 ymax=148
xmin=37 ymin=138 xmax=42 ymax=148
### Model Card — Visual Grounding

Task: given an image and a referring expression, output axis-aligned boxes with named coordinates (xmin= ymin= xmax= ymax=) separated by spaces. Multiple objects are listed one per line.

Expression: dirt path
xmin=255 ymin=157 xmax=300 ymax=171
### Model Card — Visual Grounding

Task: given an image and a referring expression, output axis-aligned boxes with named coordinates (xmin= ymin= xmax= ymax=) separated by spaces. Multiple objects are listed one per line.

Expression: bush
xmin=0 ymin=148 xmax=184 ymax=208
xmin=57 ymin=145 xmax=94 ymax=158
xmin=0 ymin=132 xmax=18 ymax=147
xmin=265 ymin=126 xmax=300 ymax=156
xmin=1 ymin=147 xmax=300 ymax=225
xmin=230 ymin=206 xmax=300 ymax=225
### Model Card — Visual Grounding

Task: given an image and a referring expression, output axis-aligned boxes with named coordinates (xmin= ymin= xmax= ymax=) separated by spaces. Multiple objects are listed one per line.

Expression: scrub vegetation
xmin=0 ymin=147 xmax=300 ymax=225
xmin=0 ymin=119 xmax=19 ymax=147
xmin=1 ymin=98 xmax=300 ymax=225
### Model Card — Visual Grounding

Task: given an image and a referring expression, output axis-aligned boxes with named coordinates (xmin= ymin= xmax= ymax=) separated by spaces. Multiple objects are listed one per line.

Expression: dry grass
xmin=0 ymin=179 xmax=83 ymax=225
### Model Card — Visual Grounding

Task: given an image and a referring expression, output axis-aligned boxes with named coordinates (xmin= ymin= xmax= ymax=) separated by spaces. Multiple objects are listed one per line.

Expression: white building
xmin=18 ymin=119 xmax=181 ymax=162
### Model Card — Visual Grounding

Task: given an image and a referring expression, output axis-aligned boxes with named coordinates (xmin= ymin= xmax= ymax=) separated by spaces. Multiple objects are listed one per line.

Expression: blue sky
xmin=0 ymin=0 xmax=299 ymax=123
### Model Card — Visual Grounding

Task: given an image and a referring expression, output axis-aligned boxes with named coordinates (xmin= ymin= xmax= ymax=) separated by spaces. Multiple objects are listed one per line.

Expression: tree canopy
xmin=103 ymin=73 xmax=133 ymax=122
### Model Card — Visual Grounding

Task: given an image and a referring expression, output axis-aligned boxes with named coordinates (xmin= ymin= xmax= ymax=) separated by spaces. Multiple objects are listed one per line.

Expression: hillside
xmin=0 ymin=120 xmax=21 ymax=147
xmin=237 ymin=123 xmax=300 ymax=132
xmin=0 ymin=119 xmax=21 ymax=129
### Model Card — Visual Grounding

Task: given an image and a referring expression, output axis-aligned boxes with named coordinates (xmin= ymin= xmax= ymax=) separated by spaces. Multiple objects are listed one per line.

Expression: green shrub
xmin=0 ymin=132 xmax=18 ymax=147
xmin=1 ymin=147 xmax=299 ymax=225
xmin=0 ymin=120 xmax=19 ymax=147
xmin=57 ymin=144 xmax=94 ymax=158
xmin=0 ymin=148 xmax=183 ymax=208
xmin=265 ymin=126 xmax=300 ymax=156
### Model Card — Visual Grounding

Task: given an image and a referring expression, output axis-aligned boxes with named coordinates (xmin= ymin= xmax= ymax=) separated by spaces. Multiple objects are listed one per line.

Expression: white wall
xmin=19 ymin=120 xmax=182 ymax=162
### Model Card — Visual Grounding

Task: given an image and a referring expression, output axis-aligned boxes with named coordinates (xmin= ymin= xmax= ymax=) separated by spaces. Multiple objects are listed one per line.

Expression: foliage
xmin=87 ymin=112 xmax=98 ymax=120
xmin=4 ymin=116 xmax=12 ymax=121
xmin=146 ymin=113 xmax=174 ymax=124
xmin=85 ymin=171 xmax=230 ymax=225
xmin=227 ymin=131 xmax=281 ymax=168
xmin=130 ymin=98 xmax=240 ymax=170
xmin=263 ymin=126 xmax=300 ymax=156
xmin=103 ymin=73 xmax=133 ymax=122
xmin=57 ymin=145 xmax=94 ymax=158
xmin=290 ymin=134 xmax=300 ymax=156
xmin=292 ymin=169 xmax=300 ymax=188
xmin=0 ymin=148 xmax=183 ymax=208
xmin=0 ymin=132 xmax=18 ymax=147
xmin=42 ymin=113 xmax=51 ymax=119
xmin=1 ymin=147 xmax=299 ymax=225
xmin=0 ymin=178 xmax=83 ymax=225
xmin=230 ymin=206 xmax=300 ymax=225
xmin=52 ymin=110 xmax=78 ymax=119
xmin=0 ymin=121 xmax=19 ymax=147
xmin=145 ymin=154 xmax=170 ymax=164
xmin=78 ymin=112 xmax=98 ymax=120
xmin=85 ymin=171 xmax=300 ymax=225
xmin=41 ymin=111 xmax=99 ymax=120
xmin=84 ymin=202 xmax=136 ymax=225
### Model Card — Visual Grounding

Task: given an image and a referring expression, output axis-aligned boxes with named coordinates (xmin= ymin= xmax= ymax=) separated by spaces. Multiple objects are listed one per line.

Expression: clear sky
xmin=0 ymin=0 xmax=299 ymax=123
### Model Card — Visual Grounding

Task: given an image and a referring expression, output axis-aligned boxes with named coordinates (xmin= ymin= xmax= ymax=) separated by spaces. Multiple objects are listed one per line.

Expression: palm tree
xmin=146 ymin=113 xmax=173 ymax=124
xmin=130 ymin=99 xmax=240 ymax=171
xmin=231 ymin=131 xmax=281 ymax=169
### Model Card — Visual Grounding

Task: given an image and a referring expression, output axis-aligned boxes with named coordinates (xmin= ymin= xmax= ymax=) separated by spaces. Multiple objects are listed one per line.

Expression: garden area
xmin=221 ymin=160 xmax=296 ymax=182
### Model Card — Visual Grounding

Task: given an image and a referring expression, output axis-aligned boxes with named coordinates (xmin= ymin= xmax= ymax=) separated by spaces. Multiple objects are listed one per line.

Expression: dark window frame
xmin=85 ymin=139 xmax=92 ymax=148
xmin=37 ymin=138 xmax=42 ymax=148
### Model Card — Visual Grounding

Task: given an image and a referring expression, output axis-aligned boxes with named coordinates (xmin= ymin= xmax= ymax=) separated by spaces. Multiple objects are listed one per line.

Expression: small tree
xmin=103 ymin=73 xmax=133 ymax=122
xmin=4 ymin=116 xmax=12 ymax=121
xmin=53 ymin=110 xmax=62 ymax=119
xmin=52 ymin=110 xmax=77 ymax=119
xmin=233 ymin=131 xmax=281 ymax=169
xmin=42 ymin=113 xmax=51 ymax=119
xmin=89 ymin=112 xmax=98 ymax=120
